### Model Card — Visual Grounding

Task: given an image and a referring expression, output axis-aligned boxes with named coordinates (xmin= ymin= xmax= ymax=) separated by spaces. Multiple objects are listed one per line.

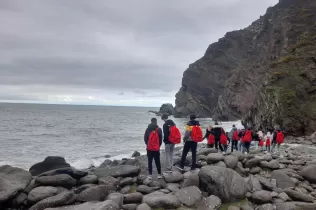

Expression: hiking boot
xmin=147 ymin=175 xmax=152 ymax=180
xmin=157 ymin=174 xmax=163 ymax=179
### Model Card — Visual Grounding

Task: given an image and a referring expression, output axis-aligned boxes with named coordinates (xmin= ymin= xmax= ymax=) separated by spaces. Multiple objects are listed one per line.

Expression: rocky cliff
xmin=175 ymin=0 xmax=316 ymax=135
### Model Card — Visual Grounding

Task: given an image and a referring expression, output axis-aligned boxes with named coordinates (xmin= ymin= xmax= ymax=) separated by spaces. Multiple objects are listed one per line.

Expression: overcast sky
xmin=0 ymin=0 xmax=278 ymax=107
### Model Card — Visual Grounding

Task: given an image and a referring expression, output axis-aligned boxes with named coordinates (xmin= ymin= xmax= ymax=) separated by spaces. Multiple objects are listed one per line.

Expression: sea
xmin=0 ymin=103 xmax=242 ymax=170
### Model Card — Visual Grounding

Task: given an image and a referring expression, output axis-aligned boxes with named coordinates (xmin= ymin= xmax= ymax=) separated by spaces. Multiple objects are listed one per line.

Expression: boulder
xmin=252 ymin=190 xmax=272 ymax=204
xmin=76 ymin=185 xmax=112 ymax=202
xmin=182 ymin=172 xmax=199 ymax=188
xmin=38 ymin=167 xmax=87 ymax=180
xmin=107 ymin=193 xmax=124 ymax=207
xmin=45 ymin=200 xmax=120 ymax=210
xmin=166 ymin=183 xmax=180 ymax=192
xmin=98 ymin=176 xmax=119 ymax=190
xmin=74 ymin=184 xmax=96 ymax=194
xmin=136 ymin=185 xmax=154 ymax=194
xmin=28 ymin=186 xmax=58 ymax=204
xmin=94 ymin=165 xmax=140 ymax=178
xmin=240 ymin=204 xmax=254 ymax=210
xmin=132 ymin=151 xmax=141 ymax=158
xmin=270 ymin=170 xmax=295 ymax=189
xmin=142 ymin=192 xmax=180 ymax=209
xmin=244 ymin=158 xmax=261 ymax=168
xmin=137 ymin=203 xmax=151 ymax=210
xmin=283 ymin=189 xmax=314 ymax=203
xmin=197 ymin=195 xmax=222 ymax=210
xmin=231 ymin=151 xmax=245 ymax=161
xmin=278 ymin=192 xmax=291 ymax=201
xmin=0 ymin=165 xmax=32 ymax=202
xmin=260 ymin=160 xmax=280 ymax=169
xmin=36 ymin=174 xmax=76 ymax=188
xmin=175 ymin=186 xmax=202 ymax=207
xmin=199 ymin=166 xmax=248 ymax=202
xmin=158 ymin=103 xmax=175 ymax=115
xmin=250 ymin=167 xmax=261 ymax=174
xmin=197 ymin=148 xmax=218 ymax=156
xmin=29 ymin=156 xmax=70 ymax=176
xmin=300 ymin=165 xmax=316 ymax=183
xmin=120 ymin=186 xmax=132 ymax=194
xmin=79 ymin=175 xmax=98 ymax=185
xmin=120 ymin=177 xmax=135 ymax=187
xmin=257 ymin=176 xmax=275 ymax=191
xmin=163 ymin=171 xmax=184 ymax=183
xmin=248 ymin=176 xmax=262 ymax=191
xmin=256 ymin=204 xmax=273 ymax=210
xmin=213 ymin=161 xmax=227 ymax=168
xmin=206 ymin=153 xmax=224 ymax=164
xmin=123 ymin=204 xmax=138 ymax=210
xmin=29 ymin=191 xmax=75 ymax=210
xmin=100 ymin=159 xmax=113 ymax=167
xmin=11 ymin=192 xmax=28 ymax=206
xmin=25 ymin=179 xmax=36 ymax=193
xmin=224 ymin=155 xmax=238 ymax=169
xmin=124 ymin=192 xmax=143 ymax=204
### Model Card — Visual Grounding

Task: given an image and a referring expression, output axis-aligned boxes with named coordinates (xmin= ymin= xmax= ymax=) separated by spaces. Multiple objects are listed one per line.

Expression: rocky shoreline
xmin=2 ymin=142 xmax=316 ymax=210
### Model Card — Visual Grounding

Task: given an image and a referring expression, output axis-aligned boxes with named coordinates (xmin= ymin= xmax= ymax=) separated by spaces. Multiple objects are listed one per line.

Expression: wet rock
xmin=283 ymin=188 xmax=314 ymax=203
xmin=45 ymin=200 xmax=120 ymax=210
xmin=36 ymin=174 xmax=76 ymax=188
xmin=124 ymin=192 xmax=143 ymax=204
xmin=0 ymin=165 xmax=32 ymax=203
xmin=300 ymin=165 xmax=316 ymax=183
xmin=132 ymin=151 xmax=141 ymax=158
xmin=107 ymin=193 xmax=124 ymax=207
xmin=79 ymin=175 xmax=98 ymax=185
xmin=29 ymin=156 xmax=71 ymax=176
xmin=136 ymin=185 xmax=154 ymax=194
xmin=120 ymin=177 xmax=136 ymax=187
xmin=76 ymin=185 xmax=112 ymax=202
xmin=142 ymin=192 xmax=180 ymax=209
xmin=197 ymin=195 xmax=222 ymax=210
xmin=136 ymin=203 xmax=151 ymax=210
xmin=252 ymin=190 xmax=272 ymax=204
xmin=175 ymin=186 xmax=202 ymax=207
xmin=270 ymin=170 xmax=295 ymax=189
xmin=163 ymin=171 xmax=184 ymax=183
xmin=206 ymin=153 xmax=224 ymax=164
xmin=94 ymin=165 xmax=141 ymax=178
xmin=28 ymin=186 xmax=58 ymax=204
xmin=29 ymin=191 xmax=75 ymax=210
xmin=199 ymin=166 xmax=248 ymax=202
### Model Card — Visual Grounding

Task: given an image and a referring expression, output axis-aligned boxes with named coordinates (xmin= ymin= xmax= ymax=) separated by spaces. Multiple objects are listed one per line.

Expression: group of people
xmin=144 ymin=114 xmax=285 ymax=179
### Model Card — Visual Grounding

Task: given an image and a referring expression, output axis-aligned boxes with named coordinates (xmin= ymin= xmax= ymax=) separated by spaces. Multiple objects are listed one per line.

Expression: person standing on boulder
xmin=144 ymin=118 xmax=163 ymax=179
xmin=229 ymin=124 xmax=239 ymax=152
xmin=161 ymin=113 xmax=179 ymax=173
xmin=203 ymin=125 xmax=215 ymax=148
xmin=212 ymin=121 xmax=224 ymax=152
xmin=271 ymin=126 xmax=285 ymax=154
xmin=176 ymin=114 xmax=203 ymax=171
xmin=242 ymin=126 xmax=253 ymax=154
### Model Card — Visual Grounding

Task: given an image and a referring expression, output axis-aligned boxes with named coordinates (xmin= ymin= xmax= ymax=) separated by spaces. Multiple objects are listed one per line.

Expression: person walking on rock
xmin=242 ymin=127 xmax=253 ymax=154
xmin=144 ymin=118 xmax=163 ymax=179
xmin=161 ymin=113 xmax=180 ymax=173
xmin=265 ymin=132 xmax=272 ymax=152
xmin=203 ymin=125 xmax=215 ymax=148
xmin=177 ymin=114 xmax=203 ymax=171
xmin=229 ymin=124 xmax=239 ymax=152
xmin=212 ymin=121 xmax=224 ymax=152
xmin=271 ymin=126 xmax=285 ymax=154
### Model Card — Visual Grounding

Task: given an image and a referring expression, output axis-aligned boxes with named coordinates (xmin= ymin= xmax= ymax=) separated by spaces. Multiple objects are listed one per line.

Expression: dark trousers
xmin=222 ymin=145 xmax=228 ymax=152
xmin=147 ymin=151 xmax=161 ymax=175
xmin=266 ymin=145 xmax=271 ymax=152
xmin=231 ymin=141 xmax=238 ymax=152
xmin=207 ymin=144 xmax=214 ymax=148
xmin=180 ymin=141 xmax=197 ymax=169
xmin=215 ymin=138 xmax=220 ymax=150
xmin=244 ymin=142 xmax=250 ymax=153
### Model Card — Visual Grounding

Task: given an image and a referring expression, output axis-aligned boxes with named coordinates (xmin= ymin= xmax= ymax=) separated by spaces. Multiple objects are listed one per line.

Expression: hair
xmin=190 ymin=114 xmax=196 ymax=120
xmin=151 ymin=118 xmax=157 ymax=124
xmin=161 ymin=113 xmax=168 ymax=120
xmin=232 ymin=124 xmax=236 ymax=127
xmin=215 ymin=121 xmax=219 ymax=125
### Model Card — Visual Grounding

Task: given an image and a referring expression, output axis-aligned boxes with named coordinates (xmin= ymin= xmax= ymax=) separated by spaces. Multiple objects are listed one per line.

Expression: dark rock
xmin=197 ymin=148 xmax=218 ymax=156
xmin=98 ymin=176 xmax=119 ymax=191
xmin=76 ymin=185 xmax=112 ymax=202
xmin=235 ymin=162 xmax=249 ymax=177
xmin=123 ymin=204 xmax=138 ymax=210
xmin=124 ymin=192 xmax=143 ymax=204
xmin=28 ymin=186 xmax=58 ymax=204
xmin=248 ymin=176 xmax=262 ymax=192
xmin=182 ymin=171 xmax=199 ymax=188
xmin=74 ymin=184 xmax=96 ymax=194
xmin=29 ymin=156 xmax=70 ymax=176
xmin=11 ymin=192 xmax=28 ymax=207
xmin=300 ymin=165 xmax=316 ymax=183
xmin=94 ymin=165 xmax=141 ymax=178
xmin=260 ymin=160 xmax=280 ymax=169
xmin=149 ymin=181 xmax=161 ymax=189
xmin=278 ymin=192 xmax=291 ymax=201
xmin=197 ymin=195 xmax=222 ymax=210
xmin=213 ymin=161 xmax=227 ymax=168
xmin=136 ymin=185 xmax=154 ymax=194
xmin=250 ymin=167 xmax=262 ymax=174
xmin=120 ymin=185 xmax=132 ymax=194
xmin=244 ymin=158 xmax=261 ymax=168
xmin=38 ymin=167 xmax=87 ymax=180
xmin=252 ymin=190 xmax=272 ymax=204
xmin=100 ymin=159 xmax=113 ymax=167
xmin=136 ymin=203 xmax=151 ymax=210
xmin=166 ymin=183 xmax=180 ymax=192
xmin=163 ymin=171 xmax=184 ymax=183
xmin=107 ymin=193 xmax=124 ymax=208
xmin=0 ymin=165 xmax=32 ymax=202
xmin=36 ymin=174 xmax=77 ymax=188
xmin=283 ymin=188 xmax=314 ymax=203
xmin=137 ymin=175 xmax=147 ymax=185
xmin=29 ymin=191 xmax=75 ymax=210
xmin=158 ymin=103 xmax=175 ymax=116
xmin=206 ymin=153 xmax=224 ymax=164
xmin=24 ymin=179 xmax=36 ymax=193
xmin=142 ymin=191 xmax=180 ymax=209
xmin=175 ymin=186 xmax=202 ymax=207
xmin=120 ymin=177 xmax=135 ymax=187
xmin=224 ymin=155 xmax=238 ymax=169
xmin=79 ymin=175 xmax=98 ymax=185
xmin=240 ymin=204 xmax=254 ymax=210
xmin=132 ymin=151 xmax=141 ymax=158
xmin=45 ymin=200 xmax=120 ymax=210
xmin=257 ymin=176 xmax=275 ymax=191
xmin=199 ymin=166 xmax=248 ymax=202
xmin=270 ymin=170 xmax=295 ymax=189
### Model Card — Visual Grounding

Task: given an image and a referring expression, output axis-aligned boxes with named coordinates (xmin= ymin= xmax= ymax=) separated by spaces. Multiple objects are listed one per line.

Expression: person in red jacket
xmin=144 ymin=118 xmax=162 ymax=179
xmin=242 ymin=127 xmax=253 ymax=154
xmin=203 ymin=125 xmax=215 ymax=148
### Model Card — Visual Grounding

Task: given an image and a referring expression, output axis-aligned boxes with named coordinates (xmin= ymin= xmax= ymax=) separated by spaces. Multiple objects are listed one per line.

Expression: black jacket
xmin=144 ymin=123 xmax=163 ymax=147
xmin=203 ymin=129 xmax=214 ymax=140
xmin=163 ymin=119 xmax=176 ymax=144
xmin=272 ymin=129 xmax=282 ymax=143
xmin=212 ymin=127 xmax=223 ymax=140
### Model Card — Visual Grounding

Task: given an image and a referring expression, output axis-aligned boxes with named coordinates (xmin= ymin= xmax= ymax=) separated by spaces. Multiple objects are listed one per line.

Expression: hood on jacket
xmin=147 ymin=123 xmax=159 ymax=132
xmin=187 ymin=120 xmax=200 ymax=126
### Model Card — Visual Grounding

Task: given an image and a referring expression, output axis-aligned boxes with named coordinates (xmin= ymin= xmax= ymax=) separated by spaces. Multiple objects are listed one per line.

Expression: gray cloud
xmin=0 ymin=0 xmax=278 ymax=105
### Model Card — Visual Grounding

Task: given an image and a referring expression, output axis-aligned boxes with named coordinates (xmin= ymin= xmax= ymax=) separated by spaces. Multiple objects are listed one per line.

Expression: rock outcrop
xmin=174 ymin=0 xmax=316 ymax=135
